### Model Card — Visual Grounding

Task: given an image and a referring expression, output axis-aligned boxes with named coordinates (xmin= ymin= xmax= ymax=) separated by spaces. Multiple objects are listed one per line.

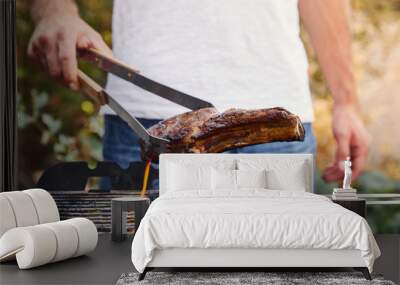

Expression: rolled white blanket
xmin=0 ymin=196 xmax=17 ymax=237
xmin=0 ymin=189 xmax=98 ymax=269
xmin=65 ymin=218 xmax=98 ymax=257
xmin=0 ymin=225 xmax=57 ymax=268
xmin=23 ymin=188 xmax=60 ymax=224
xmin=0 ymin=218 xmax=98 ymax=269
xmin=42 ymin=221 xmax=79 ymax=262
xmin=0 ymin=189 xmax=59 ymax=237
xmin=1 ymin=191 xmax=40 ymax=227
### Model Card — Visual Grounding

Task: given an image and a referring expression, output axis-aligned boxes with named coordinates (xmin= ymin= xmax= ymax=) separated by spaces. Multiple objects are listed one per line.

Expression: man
xmin=29 ymin=0 xmax=370 ymax=191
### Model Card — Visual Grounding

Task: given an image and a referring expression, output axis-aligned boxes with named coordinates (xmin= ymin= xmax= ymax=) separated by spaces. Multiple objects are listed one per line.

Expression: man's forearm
xmin=299 ymin=0 xmax=358 ymax=107
xmin=31 ymin=0 xmax=78 ymax=24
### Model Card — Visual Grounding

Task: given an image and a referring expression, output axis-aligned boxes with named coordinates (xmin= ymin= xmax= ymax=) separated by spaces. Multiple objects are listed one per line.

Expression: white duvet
xmin=131 ymin=190 xmax=380 ymax=273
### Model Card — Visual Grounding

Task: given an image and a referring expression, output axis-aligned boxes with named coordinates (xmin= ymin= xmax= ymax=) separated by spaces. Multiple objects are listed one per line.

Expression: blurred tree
xmin=16 ymin=0 xmax=112 ymax=187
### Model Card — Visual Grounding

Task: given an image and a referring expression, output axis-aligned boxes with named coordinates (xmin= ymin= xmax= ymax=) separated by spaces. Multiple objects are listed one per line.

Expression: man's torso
xmin=104 ymin=0 xmax=313 ymax=122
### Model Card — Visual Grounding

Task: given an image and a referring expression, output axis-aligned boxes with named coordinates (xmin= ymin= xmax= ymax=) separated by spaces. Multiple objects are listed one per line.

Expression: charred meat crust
xmin=144 ymin=107 xmax=305 ymax=160
xmin=147 ymin=107 xmax=219 ymax=141
xmin=194 ymin=107 xmax=304 ymax=140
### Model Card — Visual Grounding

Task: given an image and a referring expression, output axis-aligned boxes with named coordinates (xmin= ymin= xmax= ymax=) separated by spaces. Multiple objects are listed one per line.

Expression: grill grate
xmin=50 ymin=191 xmax=140 ymax=232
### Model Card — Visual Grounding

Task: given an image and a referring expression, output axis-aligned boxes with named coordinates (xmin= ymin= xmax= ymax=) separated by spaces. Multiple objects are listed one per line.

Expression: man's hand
xmin=323 ymin=104 xmax=370 ymax=182
xmin=28 ymin=0 xmax=112 ymax=90
xmin=300 ymin=0 xmax=370 ymax=182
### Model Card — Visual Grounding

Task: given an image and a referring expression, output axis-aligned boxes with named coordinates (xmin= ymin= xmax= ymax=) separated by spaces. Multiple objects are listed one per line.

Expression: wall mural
xmin=15 ymin=0 xmax=400 ymax=233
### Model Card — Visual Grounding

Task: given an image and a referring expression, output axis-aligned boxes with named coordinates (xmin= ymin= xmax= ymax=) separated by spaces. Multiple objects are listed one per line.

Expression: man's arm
xmin=299 ymin=0 xmax=370 ymax=182
xmin=29 ymin=0 xmax=112 ymax=90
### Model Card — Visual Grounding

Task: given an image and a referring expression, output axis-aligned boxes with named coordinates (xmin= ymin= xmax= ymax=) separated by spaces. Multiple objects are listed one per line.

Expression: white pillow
xmin=167 ymin=163 xmax=212 ymax=192
xmin=237 ymin=159 xmax=309 ymax=191
xmin=211 ymin=168 xmax=268 ymax=191
xmin=236 ymin=169 xmax=267 ymax=189
xmin=266 ymin=164 xmax=307 ymax=191
xmin=211 ymin=168 xmax=237 ymax=191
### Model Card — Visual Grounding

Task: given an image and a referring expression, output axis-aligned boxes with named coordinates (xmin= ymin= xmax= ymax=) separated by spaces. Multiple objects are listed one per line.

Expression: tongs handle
xmin=77 ymin=70 xmax=108 ymax=105
xmin=79 ymin=48 xmax=214 ymax=111
xmin=79 ymin=48 xmax=140 ymax=79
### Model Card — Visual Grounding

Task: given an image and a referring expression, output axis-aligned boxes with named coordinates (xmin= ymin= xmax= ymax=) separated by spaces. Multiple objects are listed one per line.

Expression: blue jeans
xmin=102 ymin=115 xmax=158 ymax=168
xmin=102 ymin=115 xmax=316 ymax=194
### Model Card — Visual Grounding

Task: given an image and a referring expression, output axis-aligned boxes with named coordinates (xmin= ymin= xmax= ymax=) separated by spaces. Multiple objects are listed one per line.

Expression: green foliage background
xmin=16 ymin=1 xmax=400 ymax=233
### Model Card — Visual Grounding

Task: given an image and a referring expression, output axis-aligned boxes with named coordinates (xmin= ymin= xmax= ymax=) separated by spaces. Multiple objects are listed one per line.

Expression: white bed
xmin=131 ymin=154 xmax=380 ymax=280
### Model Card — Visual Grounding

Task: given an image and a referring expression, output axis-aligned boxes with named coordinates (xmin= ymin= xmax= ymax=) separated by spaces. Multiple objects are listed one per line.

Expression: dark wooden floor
xmin=0 ymin=234 xmax=134 ymax=285
xmin=0 ymin=234 xmax=398 ymax=285
xmin=374 ymin=234 xmax=400 ymax=284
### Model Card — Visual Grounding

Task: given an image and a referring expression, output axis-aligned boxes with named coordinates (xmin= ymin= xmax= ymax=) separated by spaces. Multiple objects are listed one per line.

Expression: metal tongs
xmin=77 ymin=48 xmax=214 ymax=156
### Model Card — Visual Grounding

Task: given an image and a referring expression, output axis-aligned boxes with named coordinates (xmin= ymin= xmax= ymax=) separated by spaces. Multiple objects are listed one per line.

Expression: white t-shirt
xmin=104 ymin=0 xmax=314 ymax=122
